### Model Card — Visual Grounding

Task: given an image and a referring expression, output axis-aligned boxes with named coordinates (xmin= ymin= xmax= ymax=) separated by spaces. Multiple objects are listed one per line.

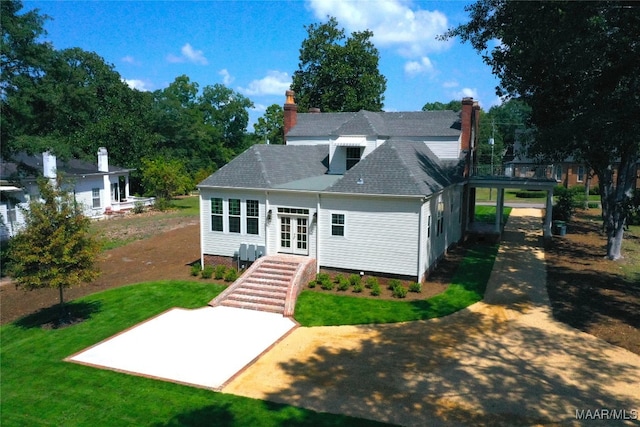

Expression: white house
xmin=1 ymin=148 xmax=151 ymax=240
xmin=197 ymin=93 xmax=481 ymax=281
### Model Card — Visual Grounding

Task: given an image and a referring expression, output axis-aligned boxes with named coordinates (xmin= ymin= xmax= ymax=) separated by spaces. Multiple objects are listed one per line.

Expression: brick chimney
xmin=460 ymin=97 xmax=480 ymax=178
xmin=283 ymin=90 xmax=298 ymax=142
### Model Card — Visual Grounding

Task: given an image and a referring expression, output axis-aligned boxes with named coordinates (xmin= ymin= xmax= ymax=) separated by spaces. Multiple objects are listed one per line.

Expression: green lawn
xmin=474 ymin=206 xmax=512 ymax=224
xmin=1 ymin=201 xmax=503 ymax=425
xmin=0 ymin=281 xmax=390 ymax=426
xmin=294 ymin=242 xmax=499 ymax=326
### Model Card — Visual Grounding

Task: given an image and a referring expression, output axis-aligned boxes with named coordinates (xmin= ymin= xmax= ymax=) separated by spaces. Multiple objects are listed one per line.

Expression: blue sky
xmin=24 ymin=0 xmax=501 ymax=129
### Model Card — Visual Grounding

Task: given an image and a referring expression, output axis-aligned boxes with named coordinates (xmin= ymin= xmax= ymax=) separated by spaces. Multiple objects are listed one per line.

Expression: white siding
xmin=200 ymin=189 xmax=267 ymax=258
xmin=420 ymin=185 xmax=464 ymax=278
xmin=424 ymin=137 xmax=461 ymax=160
xmin=73 ymin=176 xmax=106 ymax=218
xmin=319 ymin=195 xmax=421 ymax=277
xmin=285 ymin=136 xmax=329 ymax=145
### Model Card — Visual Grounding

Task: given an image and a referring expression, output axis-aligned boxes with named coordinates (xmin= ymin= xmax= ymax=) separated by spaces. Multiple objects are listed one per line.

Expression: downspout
xmin=417 ymin=199 xmax=424 ymax=282
xmin=316 ymin=193 xmax=321 ymax=273
xmin=265 ymin=191 xmax=270 ymax=255
xmin=199 ymin=192 xmax=205 ymax=268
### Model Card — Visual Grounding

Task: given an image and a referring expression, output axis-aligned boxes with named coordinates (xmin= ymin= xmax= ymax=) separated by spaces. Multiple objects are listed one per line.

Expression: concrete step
xmin=251 ymin=272 xmax=293 ymax=283
xmin=220 ymin=299 xmax=284 ymax=314
xmin=234 ymin=287 xmax=287 ymax=299
xmin=257 ymin=266 xmax=297 ymax=276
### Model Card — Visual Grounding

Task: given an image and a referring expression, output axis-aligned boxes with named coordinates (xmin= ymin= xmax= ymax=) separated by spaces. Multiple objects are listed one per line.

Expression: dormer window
xmin=346 ymin=147 xmax=362 ymax=170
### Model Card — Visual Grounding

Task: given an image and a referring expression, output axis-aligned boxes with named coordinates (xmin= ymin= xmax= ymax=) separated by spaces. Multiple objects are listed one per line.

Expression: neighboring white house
xmin=197 ymin=93 xmax=481 ymax=281
xmin=1 ymin=148 xmax=152 ymax=240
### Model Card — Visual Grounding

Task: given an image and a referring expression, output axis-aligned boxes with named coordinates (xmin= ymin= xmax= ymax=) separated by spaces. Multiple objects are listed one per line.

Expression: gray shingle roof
xmin=1 ymin=152 xmax=131 ymax=181
xmin=198 ymin=144 xmax=329 ymax=189
xmin=198 ymin=141 xmax=461 ymax=197
xmin=286 ymin=110 xmax=461 ymax=138
xmin=327 ymin=140 xmax=461 ymax=196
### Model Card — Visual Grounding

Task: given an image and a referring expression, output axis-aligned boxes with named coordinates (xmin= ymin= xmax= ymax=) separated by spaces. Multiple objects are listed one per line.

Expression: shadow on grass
xmin=14 ymin=300 xmax=102 ymax=329
xmin=151 ymin=400 xmax=392 ymax=427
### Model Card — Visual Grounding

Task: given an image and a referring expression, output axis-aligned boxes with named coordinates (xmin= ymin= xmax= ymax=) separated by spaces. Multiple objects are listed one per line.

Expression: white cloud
xmin=123 ymin=79 xmax=151 ymax=91
xmin=219 ymin=69 xmax=234 ymax=85
xmin=451 ymin=87 xmax=479 ymax=101
xmin=167 ymin=43 xmax=208 ymax=65
xmin=121 ymin=55 xmax=139 ymax=65
xmin=239 ymin=71 xmax=291 ymax=96
xmin=306 ymin=0 xmax=451 ymax=58
xmin=404 ymin=56 xmax=434 ymax=76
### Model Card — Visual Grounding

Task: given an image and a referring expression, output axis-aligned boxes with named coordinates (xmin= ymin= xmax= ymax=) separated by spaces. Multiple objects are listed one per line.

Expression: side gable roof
xmin=327 ymin=140 xmax=461 ymax=196
xmin=198 ymin=144 xmax=329 ymax=189
xmin=1 ymin=152 xmax=132 ymax=182
xmin=287 ymin=110 xmax=461 ymax=138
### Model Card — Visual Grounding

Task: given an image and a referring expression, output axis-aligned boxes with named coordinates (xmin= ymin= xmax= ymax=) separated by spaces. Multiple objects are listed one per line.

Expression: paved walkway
xmin=223 ymin=208 xmax=640 ymax=426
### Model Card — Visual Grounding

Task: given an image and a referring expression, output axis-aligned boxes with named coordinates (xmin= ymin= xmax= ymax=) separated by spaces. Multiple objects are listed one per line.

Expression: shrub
xmin=153 ymin=197 xmax=172 ymax=212
xmin=370 ymin=283 xmax=382 ymax=296
xmin=308 ymin=280 xmax=316 ymax=289
xmin=214 ymin=265 xmax=227 ymax=280
xmin=587 ymin=202 xmax=599 ymax=209
xmin=320 ymin=278 xmax=335 ymax=290
xmin=132 ymin=201 xmax=145 ymax=214
xmin=553 ymin=186 xmax=580 ymax=221
xmin=348 ymin=274 xmax=362 ymax=287
xmin=388 ymin=279 xmax=402 ymax=291
xmin=392 ymin=284 xmax=408 ymax=298
xmin=316 ymin=273 xmax=330 ymax=283
xmin=409 ymin=282 xmax=422 ymax=293
xmin=190 ymin=262 xmax=201 ymax=277
xmin=352 ymin=282 xmax=364 ymax=293
xmin=365 ymin=277 xmax=378 ymax=289
xmin=515 ymin=190 xmax=545 ymax=199
xmin=224 ymin=268 xmax=238 ymax=282
xmin=336 ymin=275 xmax=350 ymax=291
xmin=201 ymin=265 xmax=214 ymax=279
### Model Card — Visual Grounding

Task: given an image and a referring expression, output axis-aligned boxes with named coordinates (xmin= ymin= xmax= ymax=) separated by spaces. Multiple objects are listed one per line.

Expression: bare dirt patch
xmin=545 ymin=209 xmax=640 ymax=355
xmin=0 ymin=217 xmax=201 ymax=324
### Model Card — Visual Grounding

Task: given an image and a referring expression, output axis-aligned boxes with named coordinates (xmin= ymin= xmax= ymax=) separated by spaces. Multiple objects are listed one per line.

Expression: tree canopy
xmin=291 ymin=17 xmax=387 ymax=112
xmin=445 ymin=0 xmax=640 ymax=260
xmin=254 ymin=104 xmax=284 ymax=145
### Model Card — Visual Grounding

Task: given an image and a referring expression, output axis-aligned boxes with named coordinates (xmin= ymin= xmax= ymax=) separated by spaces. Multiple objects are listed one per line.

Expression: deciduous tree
xmin=254 ymin=104 xmax=284 ymax=145
xmin=292 ymin=17 xmax=387 ymax=112
xmin=444 ymin=0 xmax=640 ymax=259
xmin=8 ymin=177 xmax=101 ymax=322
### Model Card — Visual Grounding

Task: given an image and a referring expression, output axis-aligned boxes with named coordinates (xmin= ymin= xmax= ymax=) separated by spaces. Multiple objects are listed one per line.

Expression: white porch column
xmin=544 ymin=188 xmax=554 ymax=238
xmin=495 ymin=187 xmax=504 ymax=233
xmin=124 ymin=176 xmax=130 ymax=199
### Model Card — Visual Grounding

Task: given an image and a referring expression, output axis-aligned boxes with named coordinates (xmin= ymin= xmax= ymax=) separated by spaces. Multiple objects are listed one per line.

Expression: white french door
xmin=279 ymin=216 xmax=308 ymax=255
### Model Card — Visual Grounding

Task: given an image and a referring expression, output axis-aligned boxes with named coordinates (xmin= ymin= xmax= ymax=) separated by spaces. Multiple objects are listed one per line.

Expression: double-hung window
xmin=246 ymin=200 xmax=259 ymax=235
xmin=577 ymin=166 xmax=585 ymax=182
xmin=331 ymin=213 xmax=345 ymax=236
xmin=92 ymin=188 xmax=101 ymax=208
xmin=211 ymin=198 xmax=223 ymax=231
xmin=229 ymin=199 xmax=241 ymax=233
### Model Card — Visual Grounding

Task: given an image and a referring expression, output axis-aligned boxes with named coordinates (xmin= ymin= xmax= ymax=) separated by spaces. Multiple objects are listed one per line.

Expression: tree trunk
xmin=58 ymin=285 xmax=66 ymax=322
xmin=599 ymin=153 xmax=638 ymax=260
